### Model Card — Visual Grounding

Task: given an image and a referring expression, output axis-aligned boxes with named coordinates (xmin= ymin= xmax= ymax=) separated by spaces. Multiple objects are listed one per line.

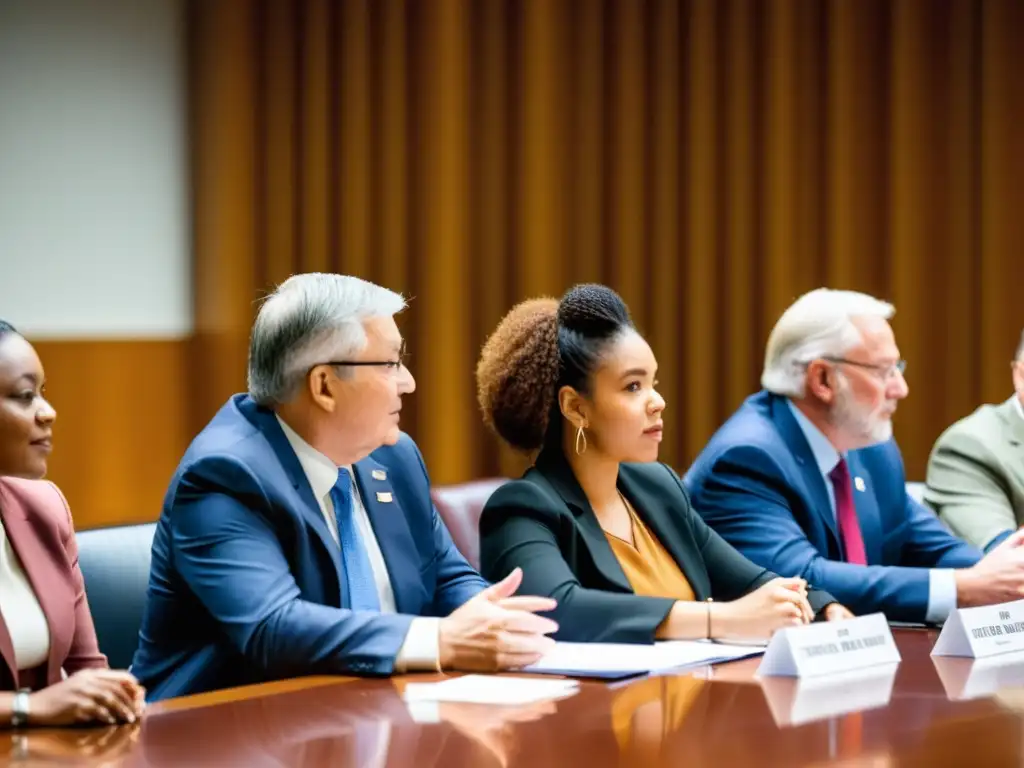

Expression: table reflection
xmin=610 ymin=676 xmax=706 ymax=763
xmin=933 ymin=650 xmax=1024 ymax=701
xmin=5 ymin=724 xmax=140 ymax=767
xmin=759 ymin=664 xmax=898 ymax=726
xmin=9 ymin=631 xmax=1024 ymax=767
xmin=120 ymin=678 xmax=565 ymax=768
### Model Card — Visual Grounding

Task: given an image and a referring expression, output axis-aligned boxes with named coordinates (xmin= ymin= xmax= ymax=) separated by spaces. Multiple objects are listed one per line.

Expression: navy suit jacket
xmin=132 ymin=395 xmax=487 ymax=701
xmin=684 ymin=391 xmax=981 ymax=622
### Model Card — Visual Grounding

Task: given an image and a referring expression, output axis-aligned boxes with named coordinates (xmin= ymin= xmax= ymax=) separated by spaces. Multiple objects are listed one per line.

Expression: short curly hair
xmin=476 ymin=284 xmax=633 ymax=453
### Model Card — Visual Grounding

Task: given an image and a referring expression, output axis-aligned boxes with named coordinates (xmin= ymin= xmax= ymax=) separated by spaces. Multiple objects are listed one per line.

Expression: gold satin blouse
xmin=604 ymin=503 xmax=696 ymax=602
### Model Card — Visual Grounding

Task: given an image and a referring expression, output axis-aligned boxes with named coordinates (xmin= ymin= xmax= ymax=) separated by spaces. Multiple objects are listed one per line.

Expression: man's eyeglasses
xmin=313 ymin=342 xmax=409 ymax=372
xmin=820 ymin=356 xmax=907 ymax=381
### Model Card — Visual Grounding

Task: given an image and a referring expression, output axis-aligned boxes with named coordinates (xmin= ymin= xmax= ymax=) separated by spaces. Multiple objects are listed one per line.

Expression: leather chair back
xmin=76 ymin=522 xmax=157 ymax=670
xmin=431 ymin=479 xmax=507 ymax=571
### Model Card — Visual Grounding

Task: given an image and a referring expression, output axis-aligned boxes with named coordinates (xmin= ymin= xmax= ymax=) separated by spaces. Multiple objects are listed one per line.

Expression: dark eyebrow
xmin=620 ymin=368 xmax=651 ymax=379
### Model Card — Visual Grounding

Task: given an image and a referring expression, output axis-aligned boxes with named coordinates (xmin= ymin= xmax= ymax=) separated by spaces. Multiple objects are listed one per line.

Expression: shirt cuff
xmin=984 ymin=530 xmax=1014 ymax=553
xmin=394 ymin=617 xmax=441 ymax=673
xmin=926 ymin=569 xmax=959 ymax=623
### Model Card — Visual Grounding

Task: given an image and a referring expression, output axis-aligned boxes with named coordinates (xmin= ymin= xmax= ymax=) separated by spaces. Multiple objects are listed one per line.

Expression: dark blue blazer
xmin=132 ymin=395 xmax=486 ymax=701
xmin=683 ymin=392 xmax=981 ymax=622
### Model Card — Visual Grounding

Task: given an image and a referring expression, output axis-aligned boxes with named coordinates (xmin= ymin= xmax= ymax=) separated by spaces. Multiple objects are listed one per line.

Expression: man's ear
xmin=805 ymin=360 xmax=837 ymax=405
xmin=308 ymin=366 xmax=338 ymax=413
xmin=557 ymin=385 xmax=588 ymax=427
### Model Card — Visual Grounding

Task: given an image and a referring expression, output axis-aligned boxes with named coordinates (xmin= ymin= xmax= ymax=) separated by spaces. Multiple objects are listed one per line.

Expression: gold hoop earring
xmin=575 ymin=425 xmax=587 ymax=455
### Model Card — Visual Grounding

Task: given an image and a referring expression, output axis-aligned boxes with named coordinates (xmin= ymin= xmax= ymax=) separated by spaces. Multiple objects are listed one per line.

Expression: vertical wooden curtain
xmin=190 ymin=0 xmax=1024 ymax=487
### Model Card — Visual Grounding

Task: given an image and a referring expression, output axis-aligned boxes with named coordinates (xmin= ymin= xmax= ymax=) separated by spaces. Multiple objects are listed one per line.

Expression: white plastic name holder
xmin=932 ymin=599 xmax=1024 ymax=659
xmin=757 ymin=613 xmax=900 ymax=677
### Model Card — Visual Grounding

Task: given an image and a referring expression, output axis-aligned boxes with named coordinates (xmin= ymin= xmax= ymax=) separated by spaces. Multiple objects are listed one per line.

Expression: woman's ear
xmin=557 ymin=385 xmax=588 ymax=428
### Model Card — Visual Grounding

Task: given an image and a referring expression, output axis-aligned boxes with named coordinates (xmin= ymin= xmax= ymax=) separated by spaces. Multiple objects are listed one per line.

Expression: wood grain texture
xmin=29 ymin=340 xmax=192 ymax=531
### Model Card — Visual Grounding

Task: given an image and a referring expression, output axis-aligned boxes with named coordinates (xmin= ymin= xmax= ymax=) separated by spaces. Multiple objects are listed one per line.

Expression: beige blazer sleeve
xmin=925 ymin=400 xmax=1024 ymax=550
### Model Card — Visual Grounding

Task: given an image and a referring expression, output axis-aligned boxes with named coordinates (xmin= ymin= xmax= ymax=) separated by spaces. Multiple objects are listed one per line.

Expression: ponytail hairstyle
xmin=476 ymin=284 xmax=633 ymax=453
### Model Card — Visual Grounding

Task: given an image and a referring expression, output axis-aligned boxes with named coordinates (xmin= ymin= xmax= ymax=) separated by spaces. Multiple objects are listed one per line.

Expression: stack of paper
xmin=519 ymin=639 xmax=764 ymax=680
xmin=403 ymin=675 xmax=580 ymax=705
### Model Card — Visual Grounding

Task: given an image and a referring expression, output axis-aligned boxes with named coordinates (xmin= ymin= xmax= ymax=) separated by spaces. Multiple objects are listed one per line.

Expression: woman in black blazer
xmin=475 ymin=285 xmax=850 ymax=643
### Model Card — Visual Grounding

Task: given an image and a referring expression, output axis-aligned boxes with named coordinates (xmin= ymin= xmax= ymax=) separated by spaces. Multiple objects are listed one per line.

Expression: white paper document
xmin=403 ymin=675 xmax=579 ymax=705
xmin=519 ymin=639 xmax=764 ymax=679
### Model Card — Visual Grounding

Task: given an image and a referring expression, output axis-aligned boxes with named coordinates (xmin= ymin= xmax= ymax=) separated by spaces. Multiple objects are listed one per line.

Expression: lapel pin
xmin=372 ymin=469 xmax=387 ymax=481
xmin=854 ymin=477 xmax=866 ymax=492
xmin=376 ymin=492 xmax=393 ymax=503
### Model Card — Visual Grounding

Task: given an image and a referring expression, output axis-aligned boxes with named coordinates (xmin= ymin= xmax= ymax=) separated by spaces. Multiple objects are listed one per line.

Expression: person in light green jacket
xmin=925 ymin=330 xmax=1024 ymax=552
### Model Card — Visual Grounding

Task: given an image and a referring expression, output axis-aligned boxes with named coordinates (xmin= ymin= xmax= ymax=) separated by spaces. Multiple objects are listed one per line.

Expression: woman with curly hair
xmin=476 ymin=285 xmax=850 ymax=643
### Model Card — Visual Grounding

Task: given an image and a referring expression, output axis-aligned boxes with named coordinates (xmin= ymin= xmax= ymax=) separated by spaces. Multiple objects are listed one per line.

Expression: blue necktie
xmin=330 ymin=469 xmax=380 ymax=612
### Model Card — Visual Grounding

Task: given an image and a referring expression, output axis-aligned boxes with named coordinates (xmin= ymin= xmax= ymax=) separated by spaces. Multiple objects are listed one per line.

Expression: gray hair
xmin=761 ymin=288 xmax=895 ymax=398
xmin=248 ymin=273 xmax=406 ymax=405
xmin=1016 ymin=329 xmax=1024 ymax=363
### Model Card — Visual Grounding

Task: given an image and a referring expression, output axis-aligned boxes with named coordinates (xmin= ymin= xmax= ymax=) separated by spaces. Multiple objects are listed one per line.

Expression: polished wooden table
xmin=8 ymin=629 xmax=1024 ymax=767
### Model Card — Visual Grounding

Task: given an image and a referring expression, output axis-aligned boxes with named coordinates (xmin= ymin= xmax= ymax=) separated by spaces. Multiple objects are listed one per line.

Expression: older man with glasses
xmin=132 ymin=273 xmax=557 ymax=702
xmin=925 ymin=330 xmax=1024 ymax=552
xmin=685 ymin=288 xmax=1024 ymax=623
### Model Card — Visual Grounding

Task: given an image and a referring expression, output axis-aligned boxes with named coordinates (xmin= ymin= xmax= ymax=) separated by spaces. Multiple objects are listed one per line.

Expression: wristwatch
xmin=10 ymin=689 xmax=30 ymax=728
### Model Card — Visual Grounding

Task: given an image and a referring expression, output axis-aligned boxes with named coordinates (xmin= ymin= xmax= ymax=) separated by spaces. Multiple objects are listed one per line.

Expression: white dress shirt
xmin=787 ymin=401 xmax=958 ymax=623
xmin=1014 ymin=396 xmax=1024 ymax=423
xmin=0 ymin=519 xmax=51 ymax=670
xmin=276 ymin=416 xmax=440 ymax=671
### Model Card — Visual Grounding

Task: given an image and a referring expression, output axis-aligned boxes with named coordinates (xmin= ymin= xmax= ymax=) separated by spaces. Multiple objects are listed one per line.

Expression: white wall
xmin=0 ymin=0 xmax=190 ymax=339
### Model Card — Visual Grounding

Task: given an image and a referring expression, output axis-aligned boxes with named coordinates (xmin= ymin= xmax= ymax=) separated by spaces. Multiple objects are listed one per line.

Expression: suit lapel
xmin=0 ymin=500 xmax=18 ymax=684
xmin=999 ymin=397 xmax=1024 ymax=448
xmin=0 ymin=484 xmax=69 ymax=684
xmin=533 ymin=451 xmax=633 ymax=593
xmin=771 ymin=396 xmax=841 ymax=549
xmin=996 ymin=399 xmax=1024 ymax=505
xmin=352 ymin=458 xmax=427 ymax=614
xmin=575 ymin=511 xmax=634 ymax=593
xmin=618 ymin=469 xmax=710 ymax=600
xmin=240 ymin=396 xmax=345 ymax=587
xmin=846 ymin=452 xmax=883 ymax=565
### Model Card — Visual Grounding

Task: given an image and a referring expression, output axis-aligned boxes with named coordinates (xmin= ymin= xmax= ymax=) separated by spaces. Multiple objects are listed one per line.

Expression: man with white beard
xmin=684 ymin=289 xmax=1024 ymax=623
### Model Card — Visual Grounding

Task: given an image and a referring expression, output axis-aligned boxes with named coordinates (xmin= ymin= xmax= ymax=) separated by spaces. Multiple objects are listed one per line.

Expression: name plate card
xmin=757 ymin=613 xmax=900 ymax=677
xmin=931 ymin=599 xmax=1024 ymax=659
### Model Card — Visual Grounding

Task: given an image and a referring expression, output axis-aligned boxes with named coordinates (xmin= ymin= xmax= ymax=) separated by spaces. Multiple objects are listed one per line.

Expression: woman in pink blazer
xmin=0 ymin=320 xmax=145 ymax=727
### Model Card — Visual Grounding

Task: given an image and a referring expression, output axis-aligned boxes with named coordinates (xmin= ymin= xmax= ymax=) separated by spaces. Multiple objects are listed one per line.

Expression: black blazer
xmin=479 ymin=450 xmax=836 ymax=643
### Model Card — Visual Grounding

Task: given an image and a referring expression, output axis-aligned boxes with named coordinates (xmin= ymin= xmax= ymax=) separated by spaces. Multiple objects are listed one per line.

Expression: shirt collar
xmin=1014 ymin=396 xmax=1024 ymax=424
xmin=787 ymin=399 xmax=844 ymax=477
xmin=275 ymin=414 xmax=348 ymax=500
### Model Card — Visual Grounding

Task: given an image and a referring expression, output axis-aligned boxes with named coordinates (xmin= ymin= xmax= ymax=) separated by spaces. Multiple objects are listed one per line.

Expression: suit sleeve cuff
xmin=926 ymin=569 xmax=958 ymax=623
xmin=394 ymin=617 xmax=441 ymax=672
xmin=985 ymin=530 xmax=1014 ymax=553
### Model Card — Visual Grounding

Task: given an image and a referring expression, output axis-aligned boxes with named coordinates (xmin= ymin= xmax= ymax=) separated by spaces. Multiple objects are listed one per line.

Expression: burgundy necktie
xmin=829 ymin=458 xmax=867 ymax=565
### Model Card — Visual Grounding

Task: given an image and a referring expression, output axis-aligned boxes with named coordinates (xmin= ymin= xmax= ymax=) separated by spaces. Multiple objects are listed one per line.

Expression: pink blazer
xmin=0 ymin=477 xmax=107 ymax=691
